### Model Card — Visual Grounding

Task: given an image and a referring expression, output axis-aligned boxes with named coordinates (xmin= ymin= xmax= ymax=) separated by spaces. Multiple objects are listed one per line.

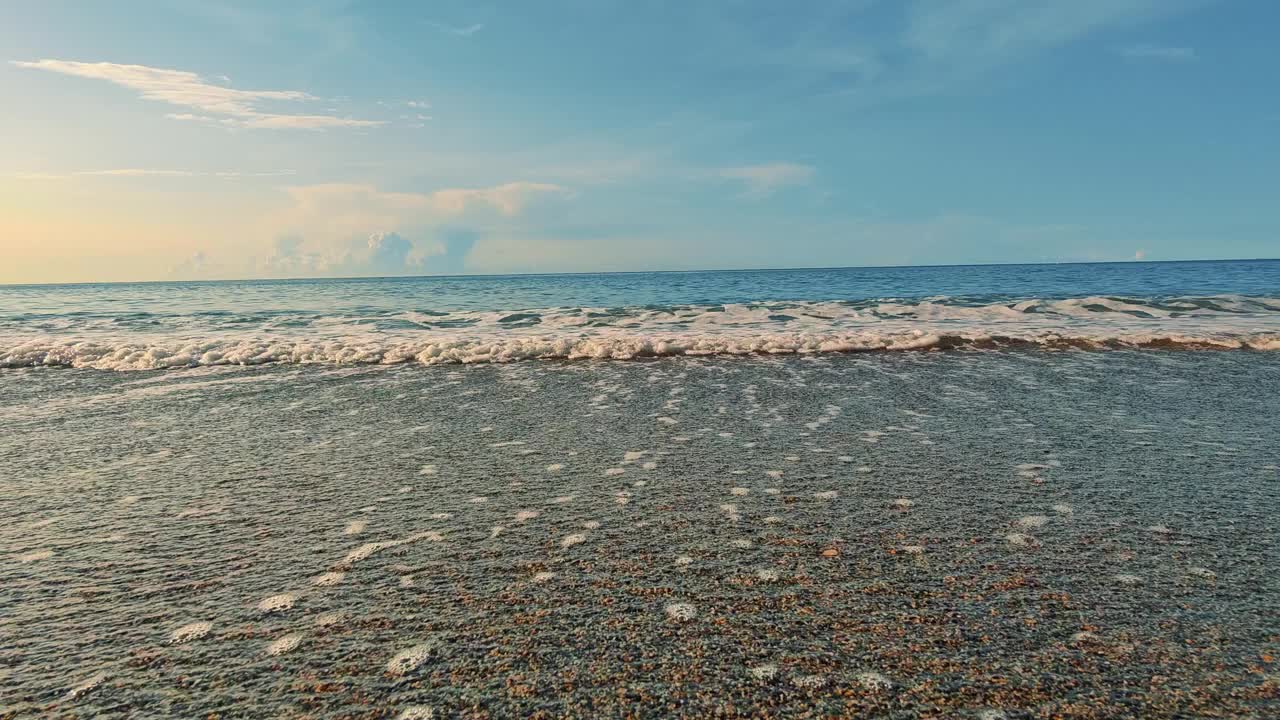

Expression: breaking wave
xmin=2 ymin=295 xmax=1278 ymax=370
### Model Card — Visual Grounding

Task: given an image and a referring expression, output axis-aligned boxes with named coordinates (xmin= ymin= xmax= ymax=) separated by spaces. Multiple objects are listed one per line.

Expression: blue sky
xmin=1 ymin=0 xmax=1277 ymax=282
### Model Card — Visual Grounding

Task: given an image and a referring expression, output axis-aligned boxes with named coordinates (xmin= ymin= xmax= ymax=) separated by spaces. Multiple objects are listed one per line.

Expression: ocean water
xmin=2 ymin=261 xmax=1279 ymax=718
xmin=2 ymin=259 xmax=1279 ymax=368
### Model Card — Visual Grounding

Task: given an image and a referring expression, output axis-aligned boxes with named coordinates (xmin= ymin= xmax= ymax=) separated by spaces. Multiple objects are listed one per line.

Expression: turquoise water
xmin=1 ymin=260 xmax=1279 ymax=369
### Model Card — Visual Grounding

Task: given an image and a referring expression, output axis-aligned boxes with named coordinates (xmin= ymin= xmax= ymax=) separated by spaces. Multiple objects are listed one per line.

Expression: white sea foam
xmin=313 ymin=571 xmax=345 ymax=586
xmin=386 ymin=644 xmax=433 ymax=675
xmin=171 ymin=621 xmax=212 ymax=644
xmin=16 ymin=549 xmax=53 ymax=563
xmin=64 ymin=672 xmax=108 ymax=701
xmin=664 ymin=602 xmax=697 ymax=622
xmin=6 ymin=294 xmax=1278 ymax=370
xmin=266 ymin=633 xmax=303 ymax=656
xmin=257 ymin=593 xmax=297 ymax=613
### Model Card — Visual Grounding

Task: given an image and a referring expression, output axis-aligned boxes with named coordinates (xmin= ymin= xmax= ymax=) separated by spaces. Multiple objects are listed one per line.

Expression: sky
xmin=2 ymin=0 xmax=1277 ymax=284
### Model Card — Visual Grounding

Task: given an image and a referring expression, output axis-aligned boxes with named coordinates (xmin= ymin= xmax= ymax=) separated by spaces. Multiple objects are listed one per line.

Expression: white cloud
xmin=903 ymin=0 xmax=1174 ymax=64
xmin=1119 ymin=44 xmax=1197 ymax=61
xmin=11 ymin=59 xmax=382 ymax=129
xmin=253 ymin=181 xmax=567 ymax=277
xmin=76 ymin=168 xmax=198 ymax=177
xmin=720 ymin=163 xmax=814 ymax=197
xmin=428 ymin=22 xmax=484 ymax=37
xmin=10 ymin=168 xmax=296 ymax=180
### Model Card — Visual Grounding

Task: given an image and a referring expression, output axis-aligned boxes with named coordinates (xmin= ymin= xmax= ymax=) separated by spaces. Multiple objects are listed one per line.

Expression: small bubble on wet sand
xmin=901 ymin=545 xmax=925 ymax=555
xmin=792 ymin=674 xmax=827 ymax=689
xmin=763 ymin=487 xmax=781 ymax=495
xmin=605 ymin=467 xmax=625 ymax=476
xmin=837 ymin=455 xmax=854 ymax=462
xmin=624 ymin=450 xmax=646 ymax=461
xmin=257 ymin=593 xmax=297 ymax=613
xmin=398 ymin=707 xmax=435 ymax=720
xmin=763 ymin=515 xmax=782 ymax=524
xmin=1147 ymin=524 xmax=1174 ymax=535
xmin=730 ymin=487 xmax=750 ymax=496
xmin=533 ymin=571 xmax=556 ymax=583
xmin=766 ymin=470 xmax=783 ymax=478
xmin=313 ymin=572 xmax=344 ymax=586
xmin=552 ymin=495 xmax=576 ymax=503
xmin=545 ymin=463 xmax=564 ymax=472
xmin=430 ymin=512 xmax=452 ymax=520
xmin=731 ymin=539 xmax=753 ymax=549
xmin=16 ymin=549 xmax=53 ymax=563
xmin=857 ymin=672 xmax=893 ymax=691
xmin=64 ymin=672 xmax=108 ymax=702
xmin=1005 ymin=533 xmax=1038 ymax=548
xmin=314 ymin=611 xmax=344 ymax=628
xmin=642 ymin=461 xmax=658 ymax=469
xmin=756 ymin=568 xmax=780 ymax=581
xmin=266 ymin=633 xmax=302 ymax=656
xmin=490 ymin=526 xmax=505 ymax=538
xmin=386 ymin=644 xmax=434 ymax=675
xmin=814 ymin=490 xmax=838 ymax=499
xmin=747 ymin=664 xmax=778 ymax=681
xmin=344 ymin=520 xmax=366 ymax=535
xmin=1052 ymin=503 xmax=1073 ymax=515
xmin=515 ymin=510 xmax=539 ymax=522
xmin=561 ymin=533 xmax=586 ymax=548
xmin=583 ymin=520 xmax=601 ymax=529
xmin=398 ymin=485 xmax=412 ymax=493
xmin=468 ymin=496 xmax=489 ymax=504
xmin=171 ymin=621 xmax=212 ymax=644
xmin=675 ymin=555 xmax=693 ymax=568
xmin=1114 ymin=574 xmax=1142 ymax=585
xmin=1018 ymin=515 xmax=1049 ymax=529
xmin=1188 ymin=566 xmax=1217 ymax=580
xmin=418 ymin=465 xmax=437 ymax=475
xmin=892 ymin=498 xmax=915 ymax=509
xmin=977 ymin=711 xmax=1009 ymax=720
xmin=665 ymin=602 xmax=697 ymax=622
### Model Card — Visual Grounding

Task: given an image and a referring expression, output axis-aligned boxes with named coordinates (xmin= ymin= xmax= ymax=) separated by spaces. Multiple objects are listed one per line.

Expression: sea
xmin=1 ymin=260 xmax=1277 ymax=718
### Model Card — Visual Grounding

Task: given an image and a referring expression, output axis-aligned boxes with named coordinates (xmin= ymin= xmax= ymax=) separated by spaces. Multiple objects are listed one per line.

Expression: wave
xmin=2 ymin=330 xmax=1277 ymax=370
xmin=2 ymin=295 xmax=1278 ymax=370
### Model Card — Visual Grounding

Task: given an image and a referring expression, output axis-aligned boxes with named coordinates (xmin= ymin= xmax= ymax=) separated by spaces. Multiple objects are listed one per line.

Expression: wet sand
xmin=1 ymin=351 xmax=1277 ymax=718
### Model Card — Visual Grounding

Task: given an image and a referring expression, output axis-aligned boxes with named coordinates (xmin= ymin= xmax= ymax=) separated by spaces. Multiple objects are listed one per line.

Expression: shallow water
xmin=2 ymin=351 xmax=1277 ymax=718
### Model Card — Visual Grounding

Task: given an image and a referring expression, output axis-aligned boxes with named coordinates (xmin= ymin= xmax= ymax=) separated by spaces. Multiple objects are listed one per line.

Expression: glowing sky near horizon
xmin=1 ymin=0 xmax=1277 ymax=283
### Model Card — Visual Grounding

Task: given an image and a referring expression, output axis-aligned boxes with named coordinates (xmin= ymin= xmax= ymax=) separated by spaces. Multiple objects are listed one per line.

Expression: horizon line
xmin=2 ymin=256 xmax=1277 ymax=289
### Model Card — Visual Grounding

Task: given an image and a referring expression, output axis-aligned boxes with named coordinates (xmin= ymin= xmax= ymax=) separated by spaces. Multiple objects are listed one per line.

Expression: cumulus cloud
xmin=11 ymin=59 xmax=382 ymax=129
xmin=720 ymin=163 xmax=815 ymax=197
xmin=257 ymin=181 xmax=567 ymax=278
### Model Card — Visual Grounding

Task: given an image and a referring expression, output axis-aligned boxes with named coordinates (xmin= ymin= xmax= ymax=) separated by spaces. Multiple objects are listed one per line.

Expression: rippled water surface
xmin=2 ymin=260 xmax=1279 ymax=368
xmin=2 ymin=352 xmax=1277 ymax=718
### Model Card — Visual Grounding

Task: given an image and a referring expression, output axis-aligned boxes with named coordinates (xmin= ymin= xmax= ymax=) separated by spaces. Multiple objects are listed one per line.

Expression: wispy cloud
xmin=1119 ymin=44 xmax=1197 ymax=61
xmin=12 ymin=168 xmax=296 ymax=179
xmin=428 ymin=22 xmax=484 ymax=37
xmin=11 ymin=59 xmax=382 ymax=129
xmin=720 ymin=163 xmax=814 ymax=197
